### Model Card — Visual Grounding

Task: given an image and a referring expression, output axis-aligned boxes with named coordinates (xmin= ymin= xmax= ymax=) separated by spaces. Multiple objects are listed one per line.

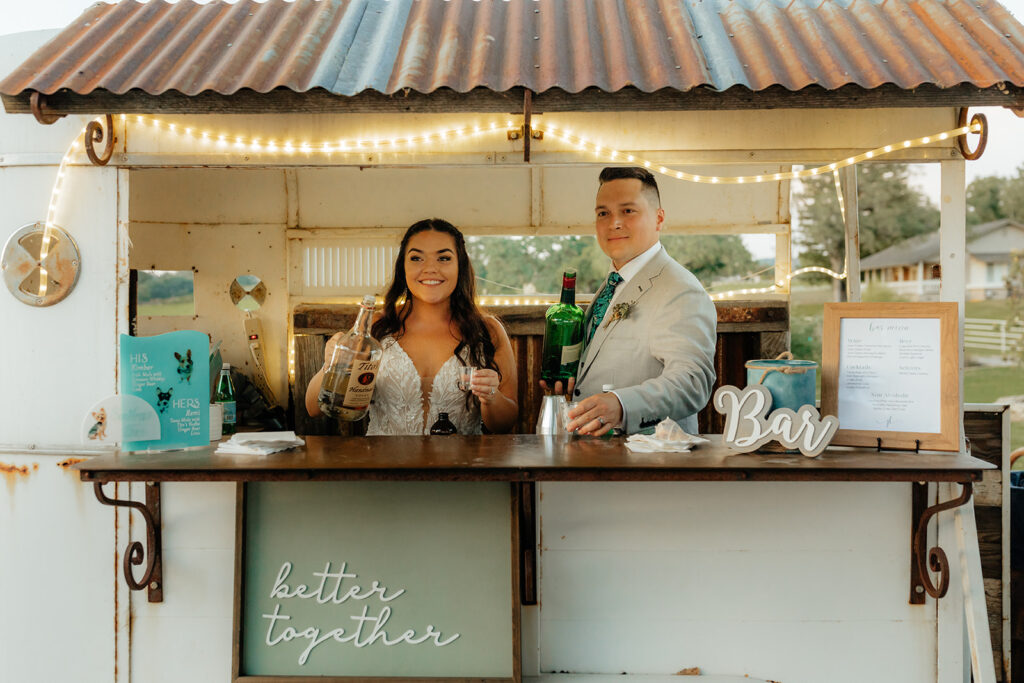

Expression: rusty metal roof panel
xmin=3 ymin=0 xmax=1024 ymax=100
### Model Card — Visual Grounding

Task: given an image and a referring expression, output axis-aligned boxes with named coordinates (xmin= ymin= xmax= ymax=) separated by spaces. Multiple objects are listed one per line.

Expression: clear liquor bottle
xmin=318 ymin=295 xmax=383 ymax=421
xmin=540 ymin=270 xmax=585 ymax=384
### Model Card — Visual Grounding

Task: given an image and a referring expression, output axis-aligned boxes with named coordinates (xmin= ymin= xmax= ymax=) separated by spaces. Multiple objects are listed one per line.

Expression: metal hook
xmin=957 ymin=108 xmax=988 ymax=161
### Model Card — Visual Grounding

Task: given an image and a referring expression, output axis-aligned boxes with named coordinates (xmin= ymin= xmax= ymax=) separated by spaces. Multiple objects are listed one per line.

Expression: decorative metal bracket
xmin=94 ymin=481 xmax=163 ymax=602
xmin=30 ymin=92 xmax=65 ymax=125
xmin=910 ymin=481 xmax=972 ymax=602
xmin=85 ymin=114 xmax=115 ymax=166
xmin=507 ymin=89 xmax=543 ymax=161
xmin=957 ymin=108 xmax=988 ymax=161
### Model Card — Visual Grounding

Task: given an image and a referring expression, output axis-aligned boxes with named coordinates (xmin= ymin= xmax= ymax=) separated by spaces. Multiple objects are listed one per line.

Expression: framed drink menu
xmin=821 ymin=302 xmax=959 ymax=452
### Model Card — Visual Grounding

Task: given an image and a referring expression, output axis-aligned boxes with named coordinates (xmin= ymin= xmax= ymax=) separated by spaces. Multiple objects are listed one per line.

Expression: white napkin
xmin=216 ymin=431 xmax=305 ymax=455
xmin=625 ymin=418 xmax=708 ymax=453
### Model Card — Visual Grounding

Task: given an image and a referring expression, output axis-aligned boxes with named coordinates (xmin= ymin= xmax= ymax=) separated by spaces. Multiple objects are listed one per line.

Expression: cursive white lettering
xmin=262 ymin=560 xmax=459 ymax=666
xmin=713 ymin=384 xmax=839 ymax=457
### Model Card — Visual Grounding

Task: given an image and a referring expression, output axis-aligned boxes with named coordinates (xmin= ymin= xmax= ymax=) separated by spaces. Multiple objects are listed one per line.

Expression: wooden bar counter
xmin=73 ymin=434 xmax=993 ymax=483
xmin=71 ymin=437 xmax=996 ymax=683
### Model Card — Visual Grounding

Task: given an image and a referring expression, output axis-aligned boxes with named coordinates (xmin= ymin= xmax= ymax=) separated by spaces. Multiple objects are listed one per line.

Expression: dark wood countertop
xmin=72 ymin=434 xmax=993 ymax=483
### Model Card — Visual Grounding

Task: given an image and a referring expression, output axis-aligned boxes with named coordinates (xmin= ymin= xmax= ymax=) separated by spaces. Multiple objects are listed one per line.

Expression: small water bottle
xmin=601 ymin=384 xmax=618 ymax=438
xmin=429 ymin=412 xmax=458 ymax=435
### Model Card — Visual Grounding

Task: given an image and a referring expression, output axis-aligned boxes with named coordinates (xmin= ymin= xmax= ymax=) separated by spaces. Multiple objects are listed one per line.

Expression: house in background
xmin=860 ymin=219 xmax=1024 ymax=301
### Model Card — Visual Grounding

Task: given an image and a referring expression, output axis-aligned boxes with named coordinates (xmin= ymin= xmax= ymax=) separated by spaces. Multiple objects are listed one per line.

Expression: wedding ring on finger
xmin=597 ymin=416 xmax=606 ymax=426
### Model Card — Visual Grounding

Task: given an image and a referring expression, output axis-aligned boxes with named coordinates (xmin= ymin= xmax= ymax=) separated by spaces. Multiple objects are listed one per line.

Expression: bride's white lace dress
xmin=366 ymin=336 xmax=482 ymax=435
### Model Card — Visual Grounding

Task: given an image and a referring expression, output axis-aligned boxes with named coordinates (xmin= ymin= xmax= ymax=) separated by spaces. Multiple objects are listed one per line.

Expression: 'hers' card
xmin=120 ymin=331 xmax=209 ymax=451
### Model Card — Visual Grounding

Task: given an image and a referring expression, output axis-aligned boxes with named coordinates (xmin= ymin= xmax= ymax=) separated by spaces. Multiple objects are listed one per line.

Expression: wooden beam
xmin=5 ymin=84 xmax=1024 ymax=117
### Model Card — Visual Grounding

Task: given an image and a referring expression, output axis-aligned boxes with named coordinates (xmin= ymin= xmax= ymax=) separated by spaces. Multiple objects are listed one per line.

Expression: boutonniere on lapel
xmin=604 ymin=302 xmax=633 ymax=328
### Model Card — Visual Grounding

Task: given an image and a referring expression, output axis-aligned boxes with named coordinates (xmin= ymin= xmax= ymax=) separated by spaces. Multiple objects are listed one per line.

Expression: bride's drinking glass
xmin=457 ymin=366 xmax=476 ymax=392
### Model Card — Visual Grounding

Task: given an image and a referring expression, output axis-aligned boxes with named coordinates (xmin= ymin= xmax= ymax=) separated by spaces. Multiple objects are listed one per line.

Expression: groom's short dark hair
xmin=598 ymin=166 xmax=661 ymax=208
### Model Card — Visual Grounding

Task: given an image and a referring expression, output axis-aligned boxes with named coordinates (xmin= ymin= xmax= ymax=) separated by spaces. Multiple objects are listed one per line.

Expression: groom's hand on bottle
xmin=539 ymin=377 xmax=575 ymax=399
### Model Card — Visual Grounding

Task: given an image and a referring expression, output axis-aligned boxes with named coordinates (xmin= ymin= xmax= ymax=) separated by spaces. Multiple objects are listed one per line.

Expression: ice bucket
xmin=744 ymin=351 xmax=817 ymax=412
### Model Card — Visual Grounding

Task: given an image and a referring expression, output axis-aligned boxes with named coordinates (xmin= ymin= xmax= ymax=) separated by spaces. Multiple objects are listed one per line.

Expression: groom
xmin=565 ymin=167 xmax=717 ymax=436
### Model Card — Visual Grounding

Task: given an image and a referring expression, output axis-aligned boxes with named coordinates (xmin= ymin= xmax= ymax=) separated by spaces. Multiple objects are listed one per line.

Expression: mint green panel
xmin=241 ymin=481 xmax=513 ymax=677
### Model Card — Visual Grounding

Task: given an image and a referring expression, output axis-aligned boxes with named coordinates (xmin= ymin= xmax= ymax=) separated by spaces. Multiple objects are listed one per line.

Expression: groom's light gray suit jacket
xmin=575 ymin=247 xmax=717 ymax=434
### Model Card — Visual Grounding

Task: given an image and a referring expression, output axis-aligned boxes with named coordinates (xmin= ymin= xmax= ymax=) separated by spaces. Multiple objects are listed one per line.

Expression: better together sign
xmin=237 ymin=481 xmax=514 ymax=679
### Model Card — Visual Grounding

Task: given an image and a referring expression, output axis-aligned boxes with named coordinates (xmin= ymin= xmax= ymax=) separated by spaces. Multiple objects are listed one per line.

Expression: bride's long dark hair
xmin=371 ymin=219 xmax=499 ymax=378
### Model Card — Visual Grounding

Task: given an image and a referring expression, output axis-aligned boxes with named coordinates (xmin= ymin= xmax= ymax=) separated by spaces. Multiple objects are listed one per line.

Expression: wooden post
xmin=840 ymin=166 xmax=861 ymax=302
xmin=940 ymin=159 xmax=967 ymax=453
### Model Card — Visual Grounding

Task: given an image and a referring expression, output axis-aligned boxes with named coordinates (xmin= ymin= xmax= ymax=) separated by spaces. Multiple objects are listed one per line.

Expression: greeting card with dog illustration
xmin=120 ymin=331 xmax=209 ymax=451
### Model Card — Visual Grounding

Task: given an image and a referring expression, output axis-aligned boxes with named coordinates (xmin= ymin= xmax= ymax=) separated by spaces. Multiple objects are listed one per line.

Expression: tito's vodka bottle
xmin=540 ymin=270 xmax=585 ymax=384
xmin=318 ymin=295 xmax=383 ymax=421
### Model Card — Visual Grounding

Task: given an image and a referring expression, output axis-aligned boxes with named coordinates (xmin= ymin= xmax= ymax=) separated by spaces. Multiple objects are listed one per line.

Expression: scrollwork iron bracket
xmin=85 ymin=114 xmax=115 ymax=166
xmin=957 ymin=108 xmax=988 ymax=161
xmin=93 ymin=481 xmax=163 ymax=602
xmin=910 ymin=481 xmax=972 ymax=603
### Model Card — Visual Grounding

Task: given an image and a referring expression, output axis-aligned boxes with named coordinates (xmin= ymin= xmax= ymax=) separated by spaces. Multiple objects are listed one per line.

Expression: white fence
xmin=964 ymin=317 xmax=1024 ymax=353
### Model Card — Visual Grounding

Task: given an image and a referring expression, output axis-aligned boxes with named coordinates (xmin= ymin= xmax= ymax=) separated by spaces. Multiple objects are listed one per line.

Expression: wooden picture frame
xmin=231 ymin=482 xmax=522 ymax=683
xmin=821 ymin=302 xmax=960 ymax=452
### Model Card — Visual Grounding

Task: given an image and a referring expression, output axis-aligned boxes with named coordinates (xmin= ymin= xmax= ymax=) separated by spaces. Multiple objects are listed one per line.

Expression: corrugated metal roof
xmin=860 ymin=219 xmax=1024 ymax=269
xmin=3 ymin=0 xmax=1024 ymax=100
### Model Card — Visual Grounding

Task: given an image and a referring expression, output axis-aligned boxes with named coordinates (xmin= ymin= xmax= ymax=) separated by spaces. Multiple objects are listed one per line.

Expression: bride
xmin=305 ymin=218 xmax=518 ymax=435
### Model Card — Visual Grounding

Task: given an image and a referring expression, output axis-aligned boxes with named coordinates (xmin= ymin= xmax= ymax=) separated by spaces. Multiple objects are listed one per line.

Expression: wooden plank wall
xmin=964 ymin=405 xmax=1011 ymax=681
xmin=291 ymin=301 xmax=789 ymax=436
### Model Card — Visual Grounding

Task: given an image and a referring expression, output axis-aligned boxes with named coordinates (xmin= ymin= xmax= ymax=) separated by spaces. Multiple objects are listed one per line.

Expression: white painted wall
xmin=536 ymin=482 xmax=934 ymax=682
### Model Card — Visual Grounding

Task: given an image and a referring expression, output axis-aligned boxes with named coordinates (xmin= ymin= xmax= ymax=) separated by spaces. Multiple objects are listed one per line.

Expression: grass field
xmin=964 ymin=366 xmax=1024 ymax=457
xmin=138 ymin=296 xmax=194 ymax=317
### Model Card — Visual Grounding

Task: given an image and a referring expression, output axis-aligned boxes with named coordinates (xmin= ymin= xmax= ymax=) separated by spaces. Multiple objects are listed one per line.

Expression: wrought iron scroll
xmin=30 ymin=92 xmax=64 ymax=125
xmin=957 ymin=108 xmax=988 ymax=161
xmin=94 ymin=481 xmax=163 ymax=602
xmin=911 ymin=481 xmax=972 ymax=601
xmin=85 ymin=115 xmax=115 ymax=166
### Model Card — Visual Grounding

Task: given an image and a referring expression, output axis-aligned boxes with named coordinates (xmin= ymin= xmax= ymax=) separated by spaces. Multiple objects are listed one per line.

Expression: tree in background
xmin=795 ymin=164 xmax=938 ymax=300
xmin=468 ymin=234 xmax=756 ymax=296
xmin=662 ymin=234 xmax=757 ymax=288
xmin=964 ymin=166 xmax=1024 ymax=227
xmin=967 ymin=175 xmax=1010 ymax=226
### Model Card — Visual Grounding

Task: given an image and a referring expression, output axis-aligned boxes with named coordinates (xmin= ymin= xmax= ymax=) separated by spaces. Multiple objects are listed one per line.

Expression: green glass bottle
xmin=541 ymin=270 xmax=585 ymax=384
xmin=215 ymin=363 xmax=237 ymax=435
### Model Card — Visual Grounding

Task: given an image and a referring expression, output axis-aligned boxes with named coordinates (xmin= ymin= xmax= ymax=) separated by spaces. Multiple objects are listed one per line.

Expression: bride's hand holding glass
xmin=466 ymin=368 xmax=501 ymax=404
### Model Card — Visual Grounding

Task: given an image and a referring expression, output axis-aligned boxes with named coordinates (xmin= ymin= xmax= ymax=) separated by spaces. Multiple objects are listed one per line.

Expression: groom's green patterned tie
xmin=586 ymin=272 xmax=624 ymax=344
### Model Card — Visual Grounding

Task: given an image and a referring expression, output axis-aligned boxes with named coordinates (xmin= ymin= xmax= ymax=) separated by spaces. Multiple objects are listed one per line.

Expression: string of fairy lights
xmin=43 ymin=113 xmax=983 ymax=305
